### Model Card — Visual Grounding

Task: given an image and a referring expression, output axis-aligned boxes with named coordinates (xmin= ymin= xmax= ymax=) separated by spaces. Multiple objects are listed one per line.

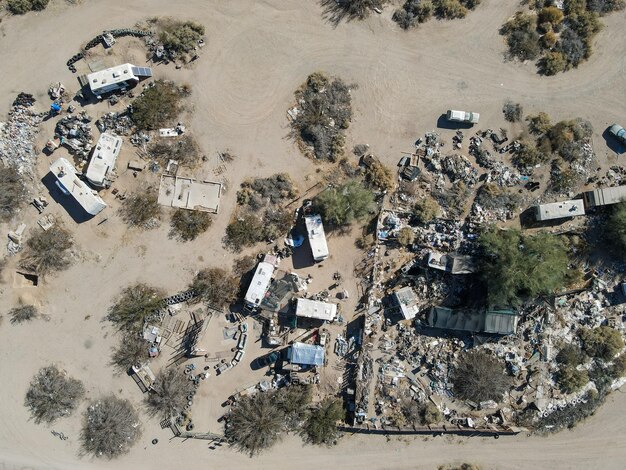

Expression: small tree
xmin=145 ymin=368 xmax=195 ymax=418
xmin=0 ymin=166 xmax=27 ymax=222
xmin=25 ymin=365 xmax=85 ymax=424
xmin=131 ymin=81 xmax=183 ymax=130
xmin=119 ymin=187 xmax=161 ymax=228
xmin=556 ymin=343 xmax=586 ymax=367
xmin=81 ymin=396 xmax=141 ymax=458
xmin=226 ymin=392 xmax=285 ymax=456
xmin=313 ymin=180 xmax=375 ymax=227
xmin=170 ymin=209 xmax=212 ymax=241
xmin=413 ymin=197 xmax=439 ymax=224
xmin=608 ymin=202 xmax=626 ymax=259
xmin=190 ymin=267 xmax=238 ymax=308
xmin=20 ymin=227 xmax=73 ymax=275
xmin=158 ymin=20 xmax=205 ymax=55
xmin=557 ymin=365 xmax=589 ymax=393
xmin=396 ymin=227 xmax=415 ymax=246
xmin=579 ymin=326 xmax=624 ymax=361
xmin=526 ymin=112 xmax=552 ymax=135
xmin=364 ymin=161 xmax=395 ymax=192
xmin=110 ymin=334 xmax=149 ymax=372
xmin=452 ymin=350 xmax=512 ymax=402
xmin=275 ymin=385 xmax=313 ymax=428
xmin=302 ymin=398 xmax=343 ymax=445
xmin=9 ymin=304 xmax=38 ymax=324
xmin=502 ymin=101 xmax=523 ymax=122
xmin=107 ymin=284 xmax=165 ymax=333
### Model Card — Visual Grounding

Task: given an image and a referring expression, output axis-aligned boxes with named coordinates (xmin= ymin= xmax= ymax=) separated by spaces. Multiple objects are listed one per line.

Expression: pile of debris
xmin=0 ymin=93 xmax=44 ymax=178
xmin=54 ymin=112 xmax=94 ymax=159
xmin=96 ymin=112 xmax=134 ymax=135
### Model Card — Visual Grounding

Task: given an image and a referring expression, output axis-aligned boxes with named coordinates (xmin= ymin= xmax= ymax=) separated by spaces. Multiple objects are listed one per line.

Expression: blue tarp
xmin=288 ymin=342 xmax=325 ymax=366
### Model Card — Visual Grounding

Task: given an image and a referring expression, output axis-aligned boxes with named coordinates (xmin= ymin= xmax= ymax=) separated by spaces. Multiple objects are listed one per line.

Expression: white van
xmin=446 ymin=110 xmax=479 ymax=124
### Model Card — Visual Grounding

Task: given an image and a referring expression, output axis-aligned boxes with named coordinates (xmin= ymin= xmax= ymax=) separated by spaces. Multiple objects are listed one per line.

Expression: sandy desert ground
xmin=1 ymin=0 xmax=626 ymax=469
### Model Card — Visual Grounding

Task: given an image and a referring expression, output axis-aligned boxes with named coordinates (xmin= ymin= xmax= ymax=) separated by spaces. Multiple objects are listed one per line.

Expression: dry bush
xmin=364 ymin=161 xmax=395 ymax=192
xmin=401 ymin=400 xmax=442 ymax=426
xmin=396 ymin=227 xmax=415 ymax=246
xmin=170 ymin=209 xmax=212 ymax=241
xmin=452 ymin=350 xmax=512 ymax=402
xmin=190 ymin=267 xmax=238 ymax=308
xmin=131 ymin=81 xmax=184 ymax=130
xmin=110 ymin=334 xmax=149 ymax=372
xmin=154 ymin=18 xmax=205 ymax=59
xmin=145 ymin=367 xmax=195 ymax=419
xmin=226 ymin=392 xmax=286 ymax=455
xmin=503 ymin=101 xmax=523 ymax=122
xmin=81 ymin=396 xmax=141 ymax=458
xmin=119 ymin=186 xmax=161 ymax=228
xmin=233 ymin=254 xmax=259 ymax=276
xmin=413 ymin=197 xmax=439 ymax=224
xmin=9 ymin=304 xmax=38 ymax=324
xmin=20 ymin=227 xmax=73 ymax=275
xmin=0 ymin=166 xmax=27 ymax=222
xmin=225 ymin=213 xmax=264 ymax=250
xmin=107 ymin=284 xmax=165 ymax=333
xmin=25 ymin=365 xmax=85 ymax=424
xmin=7 ymin=0 xmax=49 ymax=14
xmin=148 ymin=135 xmax=201 ymax=167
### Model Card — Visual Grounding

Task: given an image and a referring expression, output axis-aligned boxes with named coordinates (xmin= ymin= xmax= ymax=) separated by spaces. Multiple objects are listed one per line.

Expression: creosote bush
xmin=25 ymin=365 xmax=85 ymax=424
xmin=21 ymin=227 xmax=73 ymax=275
xmin=0 ymin=166 xmax=27 ymax=221
xmin=394 ymin=0 xmax=480 ymax=29
xmin=119 ymin=186 xmax=161 ymax=228
xmin=413 ymin=197 xmax=439 ymax=224
xmin=81 ymin=396 xmax=141 ymax=459
xmin=145 ymin=368 xmax=195 ymax=418
xmin=7 ymin=0 xmax=49 ymax=15
xmin=170 ymin=209 xmax=212 ymax=242
xmin=9 ymin=304 xmax=38 ymax=324
xmin=110 ymin=334 xmax=149 ymax=372
xmin=157 ymin=19 xmax=205 ymax=56
xmin=131 ymin=81 xmax=184 ymax=131
xmin=107 ymin=284 xmax=165 ymax=333
xmin=452 ymin=350 xmax=512 ymax=402
xmin=148 ymin=135 xmax=201 ymax=167
xmin=190 ymin=267 xmax=238 ymax=308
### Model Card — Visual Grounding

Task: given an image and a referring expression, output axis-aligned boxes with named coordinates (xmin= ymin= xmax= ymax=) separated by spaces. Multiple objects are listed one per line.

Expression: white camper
xmin=305 ymin=214 xmax=329 ymax=262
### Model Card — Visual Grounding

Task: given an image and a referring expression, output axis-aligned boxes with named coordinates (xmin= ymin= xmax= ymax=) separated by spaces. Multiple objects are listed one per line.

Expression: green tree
xmin=413 ymin=197 xmax=439 ymax=224
xmin=479 ymin=228 xmax=569 ymax=305
xmin=302 ymin=398 xmax=344 ymax=445
xmin=579 ymin=326 xmax=624 ymax=361
xmin=556 ymin=343 xmax=586 ymax=367
xmin=107 ymin=284 xmax=165 ymax=333
xmin=313 ymin=180 xmax=375 ymax=227
xmin=557 ymin=365 xmax=589 ymax=393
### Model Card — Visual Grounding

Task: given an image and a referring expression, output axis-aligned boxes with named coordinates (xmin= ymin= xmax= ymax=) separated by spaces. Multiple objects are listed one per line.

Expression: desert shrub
xmin=275 ymin=385 xmax=313 ymax=428
xmin=475 ymin=183 xmax=520 ymax=212
xmin=225 ymin=214 xmax=264 ymax=250
xmin=479 ymin=227 xmax=569 ymax=305
xmin=190 ymin=267 xmax=238 ymax=308
xmin=364 ymin=161 xmax=395 ymax=191
xmin=513 ymin=140 xmax=547 ymax=167
xmin=541 ymin=30 xmax=558 ymax=48
xmin=9 ymin=305 xmax=38 ymax=324
xmin=507 ymin=29 xmax=542 ymax=61
xmin=549 ymin=162 xmax=578 ymax=193
xmin=526 ymin=112 xmax=552 ymax=135
xmin=239 ymin=174 xmax=297 ymax=205
xmin=119 ymin=186 xmax=161 ymax=228
xmin=538 ymin=6 xmax=564 ymax=25
xmin=503 ymin=101 xmax=523 ymax=122
xmin=170 ymin=209 xmax=212 ymax=241
xmin=0 ymin=166 xmax=27 ymax=221
xmin=556 ymin=343 xmax=586 ymax=367
xmin=356 ymin=234 xmax=375 ymax=249
xmin=610 ymin=354 xmax=626 ymax=378
xmin=397 ymin=227 xmax=415 ymax=246
xmin=401 ymin=400 xmax=442 ymax=427
xmin=545 ymin=118 xmax=592 ymax=158
xmin=327 ymin=0 xmax=385 ymax=20
xmin=587 ymin=0 xmax=626 ymax=13
xmin=313 ymin=180 xmax=375 ymax=227
xmin=107 ymin=284 xmax=165 ymax=333
xmin=608 ymin=202 xmax=626 ymax=258
xmin=393 ymin=0 xmax=434 ymax=28
xmin=558 ymin=27 xmax=586 ymax=67
xmin=435 ymin=0 xmax=468 ymax=18
xmin=262 ymin=207 xmax=293 ymax=241
xmin=131 ymin=81 xmax=183 ymax=130
xmin=291 ymin=73 xmax=352 ymax=161
xmin=557 ymin=365 xmax=589 ymax=393
xmin=21 ymin=227 xmax=73 ymax=275
xmin=145 ymin=368 xmax=195 ymax=418
xmin=413 ymin=197 xmax=439 ymax=224
xmin=501 ymin=11 xmax=535 ymax=35
xmin=7 ymin=0 xmax=49 ymax=14
xmin=579 ymin=326 xmax=624 ymax=361
xmin=110 ymin=334 xmax=149 ymax=372
xmin=452 ymin=350 xmax=512 ymax=402
xmin=460 ymin=0 xmax=481 ymax=8
xmin=148 ymin=135 xmax=201 ymax=167
xmin=233 ymin=254 xmax=259 ymax=277
xmin=158 ymin=20 xmax=205 ymax=54
xmin=226 ymin=392 xmax=285 ymax=456
xmin=25 ymin=365 xmax=85 ymax=424
xmin=81 ymin=396 xmax=141 ymax=458
xmin=302 ymin=398 xmax=343 ymax=445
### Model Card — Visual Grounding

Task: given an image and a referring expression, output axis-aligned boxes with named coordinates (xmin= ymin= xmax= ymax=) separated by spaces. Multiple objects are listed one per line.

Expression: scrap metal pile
xmin=54 ymin=112 xmax=94 ymax=160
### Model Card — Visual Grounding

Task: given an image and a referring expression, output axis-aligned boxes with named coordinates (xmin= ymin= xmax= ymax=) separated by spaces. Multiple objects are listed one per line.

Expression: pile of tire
xmin=108 ymin=28 xmax=153 ymax=38
xmin=163 ymin=290 xmax=198 ymax=306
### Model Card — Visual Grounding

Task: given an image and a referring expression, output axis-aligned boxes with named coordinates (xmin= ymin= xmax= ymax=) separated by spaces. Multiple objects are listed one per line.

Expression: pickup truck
xmin=608 ymin=124 xmax=626 ymax=145
xmin=446 ymin=109 xmax=480 ymax=124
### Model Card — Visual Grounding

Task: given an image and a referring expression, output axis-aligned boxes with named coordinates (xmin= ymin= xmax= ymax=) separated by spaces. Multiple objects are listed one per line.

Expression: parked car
xmin=608 ymin=124 xmax=626 ymax=145
xmin=446 ymin=109 xmax=479 ymax=124
xmin=253 ymin=351 xmax=280 ymax=369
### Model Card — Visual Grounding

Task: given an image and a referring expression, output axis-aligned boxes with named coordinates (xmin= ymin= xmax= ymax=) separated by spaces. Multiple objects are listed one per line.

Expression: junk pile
xmin=0 ymin=93 xmax=44 ymax=178
xmin=96 ymin=111 xmax=134 ymax=135
xmin=54 ymin=112 xmax=94 ymax=159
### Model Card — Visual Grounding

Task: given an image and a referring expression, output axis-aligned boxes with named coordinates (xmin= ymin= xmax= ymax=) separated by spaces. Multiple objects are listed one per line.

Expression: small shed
xmin=288 ymin=342 xmax=325 ymax=367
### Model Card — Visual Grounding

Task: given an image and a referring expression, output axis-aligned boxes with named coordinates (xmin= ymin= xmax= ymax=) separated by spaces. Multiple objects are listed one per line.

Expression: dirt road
xmin=1 ymin=0 xmax=625 ymax=469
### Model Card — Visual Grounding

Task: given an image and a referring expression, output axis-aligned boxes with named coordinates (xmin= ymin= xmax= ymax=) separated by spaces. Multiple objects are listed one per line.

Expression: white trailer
xmin=244 ymin=261 xmax=275 ymax=308
xmin=86 ymin=132 xmax=122 ymax=187
xmin=305 ymin=214 xmax=329 ymax=262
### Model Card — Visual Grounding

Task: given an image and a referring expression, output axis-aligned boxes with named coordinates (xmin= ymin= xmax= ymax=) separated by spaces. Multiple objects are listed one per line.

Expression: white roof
xmin=244 ymin=262 xmax=275 ymax=307
xmin=295 ymin=298 xmax=337 ymax=322
xmin=157 ymin=175 xmax=222 ymax=213
xmin=49 ymin=158 xmax=107 ymax=216
xmin=584 ymin=186 xmax=626 ymax=207
xmin=394 ymin=286 xmax=420 ymax=320
xmin=85 ymin=133 xmax=122 ymax=186
xmin=535 ymin=200 xmax=585 ymax=221
xmin=87 ymin=63 xmax=139 ymax=93
xmin=305 ymin=214 xmax=329 ymax=261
